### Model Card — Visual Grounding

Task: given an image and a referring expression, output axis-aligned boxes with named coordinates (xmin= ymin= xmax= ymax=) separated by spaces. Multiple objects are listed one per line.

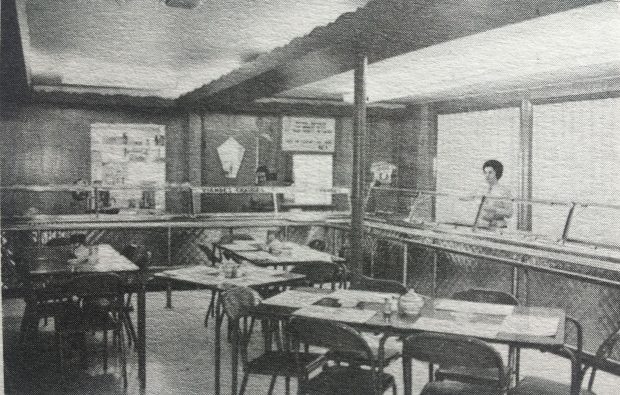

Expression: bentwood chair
xmin=402 ymin=332 xmax=509 ymax=395
xmin=508 ymin=323 xmax=617 ymax=395
xmin=201 ymin=233 xmax=255 ymax=328
xmin=289 ymin=317 xmax=397 ymax=395
xmin=55 ymin=273 xmax=128 ymax=387
xmin=218 ymin=233 xmax=255 ymax=262
xmin=20 ymin=234 xmax=88 ymax=336
xmin=291 ymin=261 xmax=342 ymax=290
xmin=221 ymin=287 xmax=326 ymax=395
xmin=435 ymin=288 xmax=519 ymax=385
xmin=307 ymin=239 xmax=327 ymax=252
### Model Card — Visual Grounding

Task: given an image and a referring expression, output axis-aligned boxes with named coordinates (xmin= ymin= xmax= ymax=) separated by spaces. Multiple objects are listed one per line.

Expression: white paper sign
xmin=282 ymin=116 xmax=335 ymax=152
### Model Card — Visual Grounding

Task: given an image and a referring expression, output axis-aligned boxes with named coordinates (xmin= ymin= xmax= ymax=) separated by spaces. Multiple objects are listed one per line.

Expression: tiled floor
xmin=3 ymin=290 xmax=620 ymax=394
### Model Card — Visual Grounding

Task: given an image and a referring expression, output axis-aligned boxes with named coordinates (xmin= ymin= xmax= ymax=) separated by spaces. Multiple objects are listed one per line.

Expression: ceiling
xmin=13 ymin=0 xmax=619 ymax=107
xmin=277 ymin=1 xmax=620 ymax=105
xmin=20 ymin=0 xmax=369 ymax=98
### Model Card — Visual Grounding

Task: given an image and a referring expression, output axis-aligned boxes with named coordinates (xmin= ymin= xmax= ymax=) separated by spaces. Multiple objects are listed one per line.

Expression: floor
xmin=3 ymin=290 xmax=620 ymax=394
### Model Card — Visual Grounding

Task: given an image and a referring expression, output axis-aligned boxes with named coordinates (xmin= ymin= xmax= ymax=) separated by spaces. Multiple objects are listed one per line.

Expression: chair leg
xmin=103 ymin=329 xmax=108 ymax=372
xmin=123 ymin=311 xmax=137 ymax=348
xmin=117 ymin=328 xmax=128 ymax=388
xmin=79 ymin=333 xmax=88 ymax=368
xmin=57 ymin=332 xmax=68 ymax=382
xmin=285 ymin=377 xmax=291 ymax=395
xmin=205 ymin=291 xmax=216 ymax=328
xmin=267 ymin=375 xmax=277 ymax=395
xmin=239 ymin=373 xmax=250 ymax=395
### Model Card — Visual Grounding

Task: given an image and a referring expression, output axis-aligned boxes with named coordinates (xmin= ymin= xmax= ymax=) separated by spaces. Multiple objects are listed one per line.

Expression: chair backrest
xmin=350 ymin=273 xmax=407 ymax=294
xmin=221 ymin=286 xmax=262 ymax=321
xmin=219 ymin=234 xmax=254 ymax=244
xmin=45 ymin=237 xmax=72 ymax=247
xmin=587 ymin=326 xmax=620 ymax=390
xmin=198 ymin=243 xmax=221 ymax=265
xmin=288 ymin=317 xmax=374 ymax=363
xmin=61 ymin=273 xmax=125 ymax=312
xmin=452 ymin=288 xmax=519 ymax=306
xmin=121 ymin=244 xmax=150 ymax=269
xmin=403 ymin=332 xmax=507 ymax=384
xmin=291 ymin=261 xmax=341 ymax=285
xmin=308 ymin=239 xmax=327 ymax=252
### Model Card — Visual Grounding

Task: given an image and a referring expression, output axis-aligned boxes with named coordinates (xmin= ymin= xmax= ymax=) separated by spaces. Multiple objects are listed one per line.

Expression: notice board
xmin=281 ymin=116 xmax=335 ymax=153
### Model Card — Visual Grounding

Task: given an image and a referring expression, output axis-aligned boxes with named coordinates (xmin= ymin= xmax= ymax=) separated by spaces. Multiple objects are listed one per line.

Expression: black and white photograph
xmin=1 ymin=0 xmax=619 ymax=394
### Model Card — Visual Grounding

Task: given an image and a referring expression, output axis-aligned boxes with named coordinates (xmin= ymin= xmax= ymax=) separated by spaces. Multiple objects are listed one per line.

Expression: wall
xmin=0 ymin=102 xmax=187 ymax=215
xmin=198 ymin=112 xmax=417 ymax=188
xmin=0 ymin=101 xmax=427 ymax=216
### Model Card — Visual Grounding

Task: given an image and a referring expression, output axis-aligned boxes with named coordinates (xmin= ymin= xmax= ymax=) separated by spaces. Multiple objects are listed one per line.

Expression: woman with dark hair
xmin=479 ymin=159 xmax=513 ymax=228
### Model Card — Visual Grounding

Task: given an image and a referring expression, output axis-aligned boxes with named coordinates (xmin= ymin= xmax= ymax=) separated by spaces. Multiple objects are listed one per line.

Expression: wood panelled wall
xmin=0 ymin=103 xmax=187 ymax=215
xmin=197 ymin=112 xmax=423 ymax=190
xmin=1 ymin=102 xmax=432 ymax=216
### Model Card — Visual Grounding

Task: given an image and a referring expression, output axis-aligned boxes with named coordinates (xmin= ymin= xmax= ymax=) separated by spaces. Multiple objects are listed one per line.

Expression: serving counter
xmin=2 ymin=211 xmax=619 ymax=371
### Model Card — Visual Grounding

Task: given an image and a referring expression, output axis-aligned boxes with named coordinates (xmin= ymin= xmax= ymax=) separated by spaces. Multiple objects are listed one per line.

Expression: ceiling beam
xmin=1 ymin=0 xmax=29 ymax=102
xmin=178 ymin=0 xmax=605 ymax=109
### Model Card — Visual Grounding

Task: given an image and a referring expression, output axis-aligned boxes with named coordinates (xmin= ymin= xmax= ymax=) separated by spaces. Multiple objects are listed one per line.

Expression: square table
xmin=22 ymin=244 xmax=146 ymax=389
xmin=155 ymin=265 xmax=306 ymax=395
xmin=214 ymin=240 xmax=344 ymax=268
xmin=26 ymin=244 xmax=139 ymax=275
xmin=256 ymin=288 xmax=569 ymax=391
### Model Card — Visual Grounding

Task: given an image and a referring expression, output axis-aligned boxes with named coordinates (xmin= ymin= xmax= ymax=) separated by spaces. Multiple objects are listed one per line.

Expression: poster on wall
xmin=91 ymin=123 xmax=166 ymax=210
xmin=281 ymin=116 xmax=335 ymax=152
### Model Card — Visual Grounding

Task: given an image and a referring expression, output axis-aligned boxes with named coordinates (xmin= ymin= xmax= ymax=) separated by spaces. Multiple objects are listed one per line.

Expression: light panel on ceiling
xmin=277 ymin=1 xmax=620 ymax=104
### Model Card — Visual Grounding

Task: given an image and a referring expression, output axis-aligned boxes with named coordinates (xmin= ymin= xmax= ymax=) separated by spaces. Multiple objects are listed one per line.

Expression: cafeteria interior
xmin=2 ymin=1 xmax=620 ymax=394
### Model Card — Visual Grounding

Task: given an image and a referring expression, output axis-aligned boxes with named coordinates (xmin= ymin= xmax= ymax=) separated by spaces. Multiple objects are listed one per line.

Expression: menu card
xmin=263 ymin=290 xmax=327 ymax=308
xmin=294 ymin=305 xmax=377 ymax=324
xmin=434 ymin=299 xmax=515 ymax=316
xmin=500 ymin=315 xmax=559 ymax=337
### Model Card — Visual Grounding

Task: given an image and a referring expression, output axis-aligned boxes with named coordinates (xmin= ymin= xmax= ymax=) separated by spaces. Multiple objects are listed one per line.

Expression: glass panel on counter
xmin=533 ymin=98 xmax=620 ymax=249
xmin=198 ymin=186 xmax=350 ymax=214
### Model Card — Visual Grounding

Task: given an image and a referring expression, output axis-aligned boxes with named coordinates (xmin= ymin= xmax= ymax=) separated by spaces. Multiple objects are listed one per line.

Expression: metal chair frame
xmin=288 ymin=317 xmax=397 ymax=395
xmin=402 ymin=332 xmax=509 ymax=395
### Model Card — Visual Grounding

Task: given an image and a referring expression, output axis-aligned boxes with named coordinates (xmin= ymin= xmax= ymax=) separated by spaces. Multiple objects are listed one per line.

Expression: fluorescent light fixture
xmin=279 ymin=1 xmax=620 ymax=104
xmin=164 ymin=0 xmax=203 ymax=9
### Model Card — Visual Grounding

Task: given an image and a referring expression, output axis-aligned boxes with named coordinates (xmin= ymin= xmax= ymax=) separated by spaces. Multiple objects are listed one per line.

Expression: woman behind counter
xmin=478 ymin=159 xmax=513 ymax=228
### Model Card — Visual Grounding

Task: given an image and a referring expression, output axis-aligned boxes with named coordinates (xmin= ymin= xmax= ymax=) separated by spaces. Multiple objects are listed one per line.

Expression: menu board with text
xmin=281 ymin=116 xmax=335 ymax=152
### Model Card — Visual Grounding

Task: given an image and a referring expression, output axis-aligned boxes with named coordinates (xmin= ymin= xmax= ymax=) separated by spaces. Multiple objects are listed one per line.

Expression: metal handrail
xmin=370 ymin=186 xmax=620 ymax=211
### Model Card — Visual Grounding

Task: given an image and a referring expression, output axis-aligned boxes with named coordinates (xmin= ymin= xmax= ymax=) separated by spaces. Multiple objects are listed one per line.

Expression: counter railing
xmin=2 ymin=184 xmax=619 ymax=373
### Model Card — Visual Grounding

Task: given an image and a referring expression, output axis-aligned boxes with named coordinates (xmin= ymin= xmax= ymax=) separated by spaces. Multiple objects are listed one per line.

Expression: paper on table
xmin=331 ymin=289 xmax=400 ymax=304
xmin=164 ymin=265 xmax=220 ymax=277
xmin=411 ymin=316 xmax=500 ymax=338
xmin=241 ymin=251 xmax=277 ymax=262
xmin=221 ymin=242 xmax=259 ymax=252
xmin=294 ymin=305 xmax=377 ymax=324
xmin=435 ymin=299 xmax=515 ymax=316
xmin=263 ymin=290 xmax=327 ymax=308
xmin=500 ymin=315 xmax=559 ymax=337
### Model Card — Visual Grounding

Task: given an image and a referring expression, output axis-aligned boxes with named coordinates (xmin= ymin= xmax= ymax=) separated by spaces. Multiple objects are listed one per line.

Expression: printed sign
xmin=281 ymin=116 xmax=335 ymax=152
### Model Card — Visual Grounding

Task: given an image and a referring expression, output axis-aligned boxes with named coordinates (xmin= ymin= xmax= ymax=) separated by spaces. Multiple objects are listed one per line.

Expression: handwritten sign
xmin=282 ymin=116 xmax=335 ymax=152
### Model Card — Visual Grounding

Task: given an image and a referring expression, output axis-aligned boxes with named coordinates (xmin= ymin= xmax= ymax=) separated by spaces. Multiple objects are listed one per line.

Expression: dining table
xmin=154 ymin=264 xmax=307 ymax=395
xmin=22 ymin=243 xmax=147 ymax=390
xmin=213 ymin=240 xmax=344 ymax=268
xmin=252 ymin=288 xmax=573 ymax=393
